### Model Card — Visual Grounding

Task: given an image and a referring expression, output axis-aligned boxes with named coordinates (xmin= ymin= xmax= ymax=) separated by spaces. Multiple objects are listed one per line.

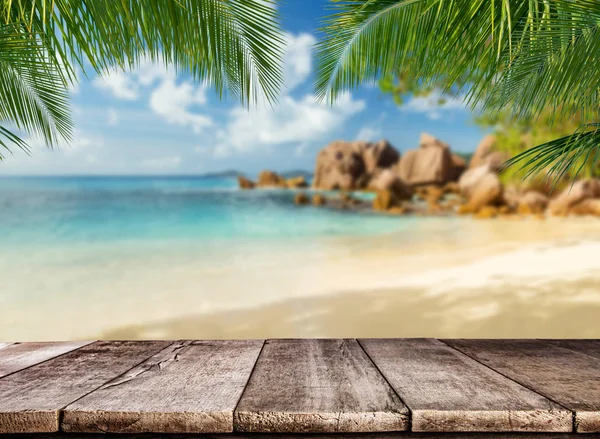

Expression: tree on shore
xmin=315 ymin=0 xmax=600 ymax=183
xmin=0 ymin=0 xmax=284 ymax=159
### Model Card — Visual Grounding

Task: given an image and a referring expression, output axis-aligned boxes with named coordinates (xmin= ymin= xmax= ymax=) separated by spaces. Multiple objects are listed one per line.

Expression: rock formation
xmin=312 ymin=194 xmax=326 ymax=206
xmin=397 ymin=133 xmax=459 ymax=186
xmin=286 ymin=176 xmax=308 ymax=189
xmin=459 ymin=164 xmax=503 ymax=211
xmin=548 ymin=179 xmax=600 ymax=215
xmin=368 ymin=169 xmax=413 ymax=201
xmin=469 ymin=135 xmax=509 ymax=172
xmin=313 ymin=139 xmax=400 ymax=190
xmin=373 ymin=190 xmax=399 ymax=211
xmin=237 ymin=176 xmax=255 ymax=190
xmin=517 ymin=191 xmax=549 ymax=215
xmin=257 ymin=170 xmax=287 ymax=188
xmin=570 ymin=198 xmax=600 ymax=216
xmin=294 ymin=193 xmax=309 ymax=205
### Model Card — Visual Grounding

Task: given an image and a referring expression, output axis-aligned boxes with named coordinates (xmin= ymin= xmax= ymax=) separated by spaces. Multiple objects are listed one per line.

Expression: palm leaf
xmin=0 ymin=22 xmax=71 ymax=158
xmin=3 ymin=0 xmax=285 ymax=106
xmin=315 ymin=0 xmax=600 ymax=180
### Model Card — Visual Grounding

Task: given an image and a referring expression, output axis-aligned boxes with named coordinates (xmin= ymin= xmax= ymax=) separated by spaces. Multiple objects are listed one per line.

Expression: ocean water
xmin=0 ymin=176 xmax=414 ymax=245
xmin=2 ymin=176 xmax=600 ymax=341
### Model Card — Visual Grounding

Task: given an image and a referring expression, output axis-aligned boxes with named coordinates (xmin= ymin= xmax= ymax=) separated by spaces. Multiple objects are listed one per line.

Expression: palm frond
xmin=314 ymin=0 xmax=536 ymax=104
xmin=490 ymin=3 xmax=600 ymax=121
xmin=3 ymin=0 xmax=285 ymax=106
xmin=315 ymin=0 xmax=600 ymax=180
xmin=502 ymin=124 xmax=600 ymax=185
xmin=0 ymin=22 xmax=72 ymax=158
xmin=0 ymin=125 xmax=30 ymax=159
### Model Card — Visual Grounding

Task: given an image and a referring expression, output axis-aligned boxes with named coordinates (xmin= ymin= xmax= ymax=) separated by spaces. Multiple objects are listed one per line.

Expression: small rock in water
xmin=238 ymin=176 xmax=256 ymax=189
xmin=257 ymin=170 xmax=287 ymax=188
xmin=373 ymin=190 xmax=397 ymax=211
xmin=475 ymin=206 xmax=498 ymax=219
xmin=312 ymin=193 xmax=326 ymax=206
xmin=287 ymin=176 xmax=308 ymax=189
xmin=294 ymin=193 xmax=310 ymax=205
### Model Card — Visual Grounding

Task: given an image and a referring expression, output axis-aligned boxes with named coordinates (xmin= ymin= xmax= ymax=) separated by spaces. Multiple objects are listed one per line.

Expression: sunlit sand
xmin=3 ymin=216 xmax=598 ymax=341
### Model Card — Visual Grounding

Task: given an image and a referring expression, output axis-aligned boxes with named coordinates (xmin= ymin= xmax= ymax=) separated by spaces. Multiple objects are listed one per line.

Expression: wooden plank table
xmin=444 ymin=339 xmax=600 ymax=433
xmin=0 ymin=341 xmax=171 ymax=433
xmin=546 ymin=339 xmax=600 ymax=360
xmin=359 ymin=338 xmax=572 ymax=432
xmin=62 ymin=340 xmax=264 ymax=434
xmin=0 ymin=341 xmax=92 ymax=379
xmin=234 ymin=339 xmax=409 ymax=433
xmin=0 ymin=339 xmax=599 ymax=436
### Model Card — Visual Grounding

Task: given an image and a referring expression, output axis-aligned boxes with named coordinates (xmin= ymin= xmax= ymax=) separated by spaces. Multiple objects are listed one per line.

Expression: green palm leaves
xmin=0 ymin=0 xmax=284 ymax=159
xmin=0 ymin=23 xmax=71 ymax=157
xmin=315 ymin=0 xmax=600 ymax=180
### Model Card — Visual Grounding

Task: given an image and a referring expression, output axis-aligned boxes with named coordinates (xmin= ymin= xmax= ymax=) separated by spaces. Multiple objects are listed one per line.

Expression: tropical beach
xmin=2 ymin=0 xmax=600 ymax=345
xmin=2 ymin=162 xmax=600 ymax=341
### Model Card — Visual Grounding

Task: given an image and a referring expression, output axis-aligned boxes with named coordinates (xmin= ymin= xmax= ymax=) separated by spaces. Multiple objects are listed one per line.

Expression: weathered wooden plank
xmin=0 ymin=434 xmax=597 ymax=439
xmin=0 ymin=341 xmax=93 ymax=379
xmin=62 ymin=340 xmax=264 ymax=434
xmin=359 ymin=338 xmax=571 ymax=433
xmin=545 ymin=339 xmax=600 ymax=360
xmin=0 ymin=340 xmax=171 ymax=433
xmin=234 ymin=339 xmax=409 ymax=433
xmin=444 ymin=339 xmax=600 ymax=433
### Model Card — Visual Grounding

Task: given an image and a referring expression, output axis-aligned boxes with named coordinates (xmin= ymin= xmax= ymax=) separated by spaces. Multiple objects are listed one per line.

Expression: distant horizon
xmin=0 ymin=169 xmax=315 ymax=178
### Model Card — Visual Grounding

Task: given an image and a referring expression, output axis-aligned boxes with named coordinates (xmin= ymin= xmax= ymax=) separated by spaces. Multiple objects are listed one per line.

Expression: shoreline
xmin=3 ymin=214 xmax=600 ymax=342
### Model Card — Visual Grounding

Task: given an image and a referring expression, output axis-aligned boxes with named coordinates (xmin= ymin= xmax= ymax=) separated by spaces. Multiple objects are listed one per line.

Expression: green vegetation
xmin=379 ymin=72 xmax=600 ymax=188
xmin=315 ymin=1 xmax=600 ymax=182
xmin=0 ymin=0 xmax=284 ymax=159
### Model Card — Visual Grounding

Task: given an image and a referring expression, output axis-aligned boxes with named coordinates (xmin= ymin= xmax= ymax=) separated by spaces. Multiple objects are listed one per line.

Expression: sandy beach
xmin=98 ymin=217 xmax=600 ymax=341
xmin=2 ymin=179 xmax=600 ymax=342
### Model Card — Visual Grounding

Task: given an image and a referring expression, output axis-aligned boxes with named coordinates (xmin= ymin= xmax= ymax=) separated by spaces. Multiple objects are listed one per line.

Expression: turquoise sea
xmin=0 ymin=176 xmax=417 ymax=245
xmin=2 ymin=176 xmax=600 ymax=341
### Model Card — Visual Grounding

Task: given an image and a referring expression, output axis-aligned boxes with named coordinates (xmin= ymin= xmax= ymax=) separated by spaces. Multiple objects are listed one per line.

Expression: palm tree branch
xmin=0 ymin=22 xmax=72 ymax=156
xmin=5 ymin=0 xmax=285 ymax=106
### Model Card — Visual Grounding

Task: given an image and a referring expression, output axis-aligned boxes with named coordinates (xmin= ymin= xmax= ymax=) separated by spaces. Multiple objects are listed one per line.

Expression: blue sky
xmin=1 ymin=0 xmax=489 ymax=176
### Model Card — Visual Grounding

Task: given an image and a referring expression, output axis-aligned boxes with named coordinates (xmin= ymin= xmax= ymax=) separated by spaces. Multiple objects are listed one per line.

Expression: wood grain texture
xmin=0 ymin=340 xmax=171 ymax=433
xmin=359 ymin=339 xmax=571 ymax=433
xmin=62 ymin=340 xmax=264 ymax=434
xmin=0 ymin=341 xmax=93 ymax=379
xmin=444 ymin=339 xmax=600 ymax=433
xmin=234 ymin=339 xmax=409 ymax=433
xmin=0 ymin=434 xmax=596 ymax=439
xmin=545 ymin=339 xmax=600 ymax=360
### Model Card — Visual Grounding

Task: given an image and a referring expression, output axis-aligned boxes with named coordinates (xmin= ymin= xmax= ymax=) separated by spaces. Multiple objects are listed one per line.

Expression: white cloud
xmin=400 ymin=89 xmax=469 ymax=120
xmin=93 ymin=70 xmax=139 ymax=100
xmin=83 ymin=31 xmax=364 ymax=165
xmin=93 ymin=58 xmax=212 ymax=134
xmin=107 ymin=108 xmax=119 ymax=126
xmin=0 ymin=129 xmax=105 ymax=174
xmin=141 ymin=155 xmax=181 ymax=170
xmin=149 ymin=79 xmax=212 ymax=134
xmin=91 ymin=56 xmax=175 ymax=100
xmin=355 ymin=126 xmax=381 ymax=141
xmin=283 ymin=32 xmax=316 ymax=92
xmin=213 ymin=92 xmax=364 ymax=157
xmin=206 ymin=31 xmax=364 ymax=158
xmin=61 ymin=130 xmax=105 ymax=155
